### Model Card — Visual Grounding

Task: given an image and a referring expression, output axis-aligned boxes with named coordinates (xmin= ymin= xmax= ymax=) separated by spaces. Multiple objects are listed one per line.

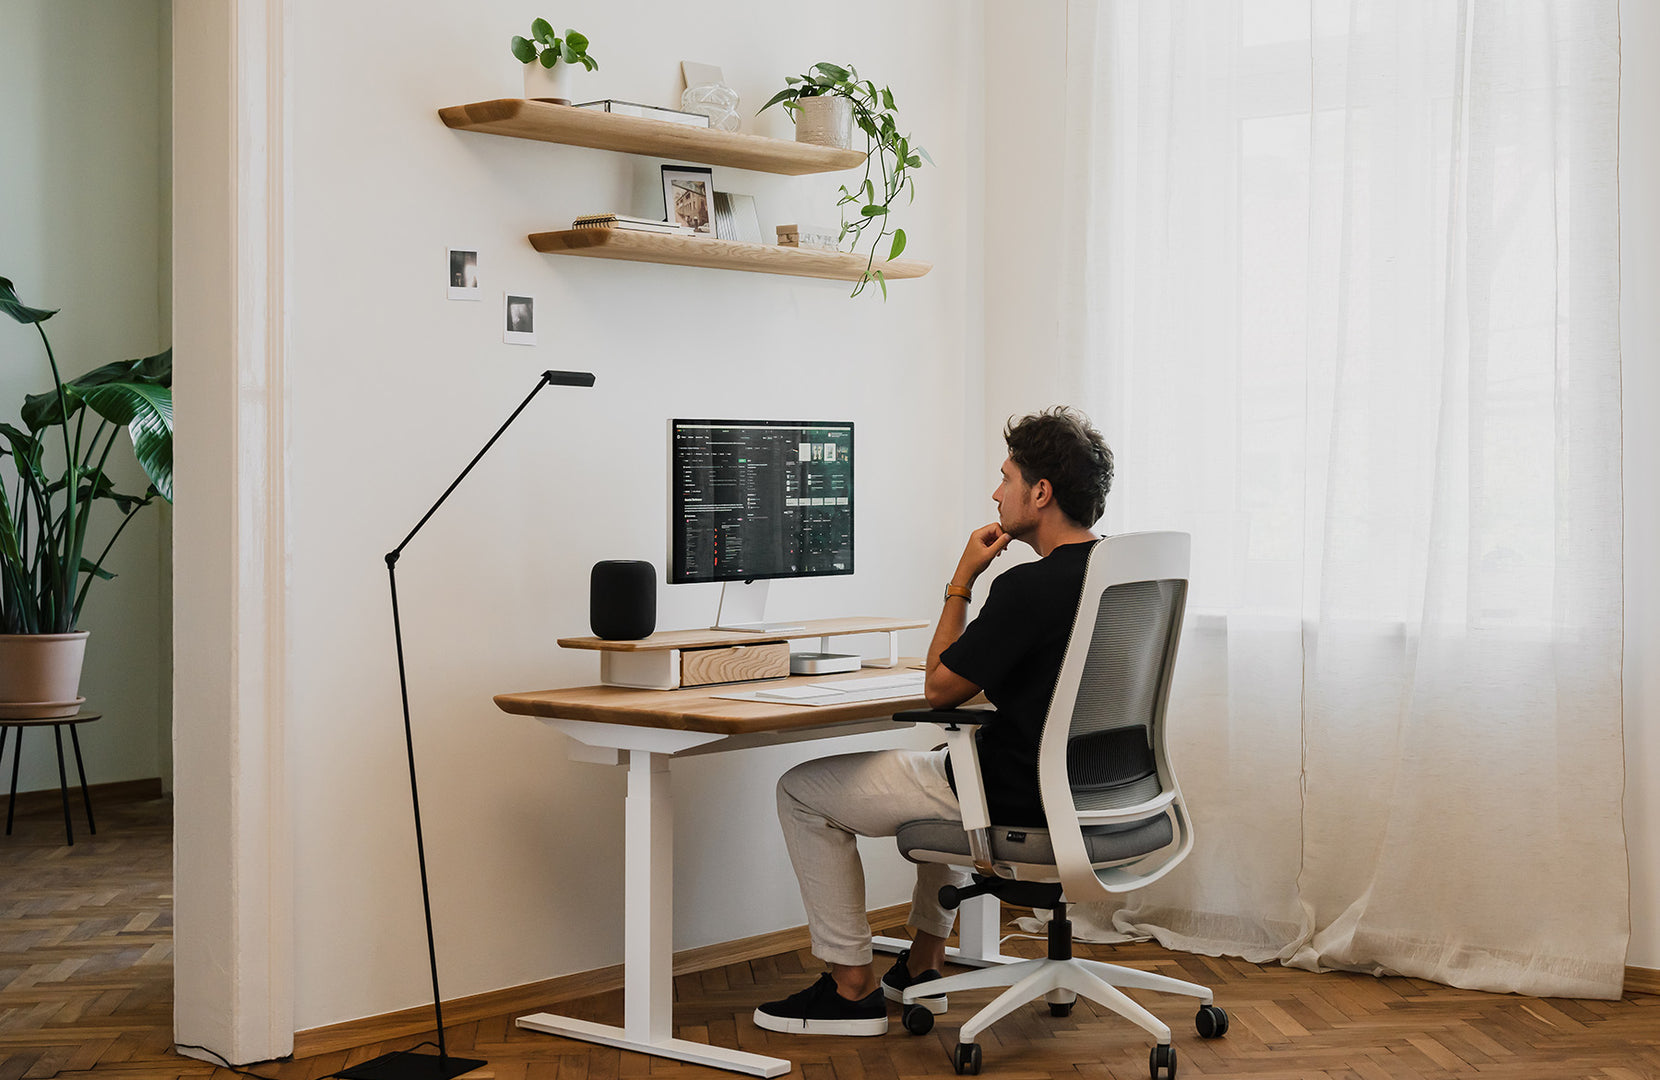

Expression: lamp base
xmin=334 ymin=1050 xmax=486 ymax=1080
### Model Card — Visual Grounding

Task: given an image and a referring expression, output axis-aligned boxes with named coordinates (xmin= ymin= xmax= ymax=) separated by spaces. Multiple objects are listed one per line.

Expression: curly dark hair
xmin=1003 ymin=407 xmax=1114 ymax=527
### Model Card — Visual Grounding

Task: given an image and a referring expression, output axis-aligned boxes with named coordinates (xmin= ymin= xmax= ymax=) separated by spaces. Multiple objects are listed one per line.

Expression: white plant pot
xmin=0 ymin=631 xmax=89 ymax=718
xmin=523 ymin=59 xmax=577 ymax=104
xmin=795 ymin=95 xmax=854 ymax=149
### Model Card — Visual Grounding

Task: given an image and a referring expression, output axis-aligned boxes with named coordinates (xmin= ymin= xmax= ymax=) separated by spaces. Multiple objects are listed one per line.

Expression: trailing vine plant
xmin=761 ymin=62 xmax=930 ymax=299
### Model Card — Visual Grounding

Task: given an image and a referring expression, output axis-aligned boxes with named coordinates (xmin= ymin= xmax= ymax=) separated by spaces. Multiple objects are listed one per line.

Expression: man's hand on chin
xmin=953 ymin=522 xmax=1013 ymax=588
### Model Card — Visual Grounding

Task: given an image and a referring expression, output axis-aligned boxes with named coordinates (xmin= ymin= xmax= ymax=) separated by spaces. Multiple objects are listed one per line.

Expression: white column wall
xmin=0 ymin=1 xmax=171 ymax=794
xmin=273 ymin=0 xmax=981 ymax=1030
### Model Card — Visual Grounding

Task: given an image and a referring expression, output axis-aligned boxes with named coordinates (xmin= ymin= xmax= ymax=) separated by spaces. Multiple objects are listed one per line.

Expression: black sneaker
xmin=753 ymin=973 xmax=889 ymax=1035
xmin=882 ymin=949 xmax=948 ymax=1014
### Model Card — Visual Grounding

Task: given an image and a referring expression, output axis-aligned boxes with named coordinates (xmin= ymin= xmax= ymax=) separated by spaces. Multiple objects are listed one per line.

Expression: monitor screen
xmin=671 ymin=419 xmax=854 ymax=584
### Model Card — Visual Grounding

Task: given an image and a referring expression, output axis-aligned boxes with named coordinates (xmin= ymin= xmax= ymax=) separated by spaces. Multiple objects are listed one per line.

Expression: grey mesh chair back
xmin=1039 ymin=531 xmax=1194 ymax=901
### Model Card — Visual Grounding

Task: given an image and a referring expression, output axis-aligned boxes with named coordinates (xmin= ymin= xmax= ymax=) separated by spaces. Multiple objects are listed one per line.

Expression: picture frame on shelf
xmin=661 ymin=165 xmax=715 ymax=235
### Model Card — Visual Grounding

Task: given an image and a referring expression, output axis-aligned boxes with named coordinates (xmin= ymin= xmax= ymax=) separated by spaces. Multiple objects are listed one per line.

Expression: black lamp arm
xmin=357 ymin=368 xmax=594 ymax=1080
xmin=386 ymin=370 xmax=597 ymax=567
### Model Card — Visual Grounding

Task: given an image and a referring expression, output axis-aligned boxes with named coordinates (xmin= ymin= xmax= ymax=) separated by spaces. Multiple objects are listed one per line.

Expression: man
xmin=754 ymin=406 xmax=1115 ymax=1036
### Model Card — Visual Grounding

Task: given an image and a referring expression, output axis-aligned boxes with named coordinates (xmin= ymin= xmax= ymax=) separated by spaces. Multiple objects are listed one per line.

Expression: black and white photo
xmin=503 ymin=293 xmax=536 ymax=345
xmin=447 ymin=247 xmax=480 ymax=300
xmin=661 ymin=166 xmax=715 ymax=235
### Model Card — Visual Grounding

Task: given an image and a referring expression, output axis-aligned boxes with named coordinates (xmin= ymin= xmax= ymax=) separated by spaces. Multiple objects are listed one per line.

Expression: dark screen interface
xmin=673 ymin=420 xmax=854 ymax=583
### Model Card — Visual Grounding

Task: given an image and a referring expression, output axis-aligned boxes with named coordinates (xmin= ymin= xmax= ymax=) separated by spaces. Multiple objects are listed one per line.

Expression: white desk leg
xmin=871 ymin=895 xmax=1010 ymax=969
xmin=517 ymin=749 xmax=791 ymax=1077
xmin=625 ymin=750 xmax=672 ymax=1041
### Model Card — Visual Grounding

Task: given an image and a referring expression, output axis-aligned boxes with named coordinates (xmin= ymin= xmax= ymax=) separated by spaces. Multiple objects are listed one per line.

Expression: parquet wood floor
xmin=3 ymin=791 xmax=1656 ymax=1080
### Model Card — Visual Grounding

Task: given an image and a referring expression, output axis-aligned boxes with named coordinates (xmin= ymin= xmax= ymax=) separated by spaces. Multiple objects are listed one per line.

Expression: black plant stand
xmin=0 ymin=711 xmax=101 ymax=846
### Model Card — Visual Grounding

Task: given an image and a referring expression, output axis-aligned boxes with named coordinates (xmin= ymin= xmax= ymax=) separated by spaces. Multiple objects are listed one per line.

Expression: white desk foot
xmin=872 ymin=934 xmax=1014 ymax=969
xmin=871 ymin=893 xmax=1011 ymax=968
xmin=516 ymin=1013 xmax=790 ymax=1078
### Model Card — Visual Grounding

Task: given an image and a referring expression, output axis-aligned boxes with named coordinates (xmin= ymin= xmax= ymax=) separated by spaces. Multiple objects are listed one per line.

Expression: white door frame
xmin=171 ymin=0 xmax=295 ymax=1063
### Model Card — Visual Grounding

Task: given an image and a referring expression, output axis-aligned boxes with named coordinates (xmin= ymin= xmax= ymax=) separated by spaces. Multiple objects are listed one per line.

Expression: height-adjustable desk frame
xmin=495 ymin=643 xmax=1012 ymax=1078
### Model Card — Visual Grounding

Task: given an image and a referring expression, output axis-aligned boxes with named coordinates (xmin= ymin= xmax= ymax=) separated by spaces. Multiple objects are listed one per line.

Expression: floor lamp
xmin=336 ymin=369 xmax=597 ymax=1080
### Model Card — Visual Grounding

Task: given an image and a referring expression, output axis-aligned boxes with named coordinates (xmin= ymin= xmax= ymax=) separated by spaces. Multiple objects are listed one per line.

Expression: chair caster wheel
xmin=902 ymin=1003 xmax=934 ymax=1035
xmin=953 ymin=1042 xmax=982 ymax=1075
xmin=1150 ymin=1043 xmax=1177 ymax=1079
xmin=1048 ymin=1001 xmax=1073 ymax=1017
xmin=1195 ymin=1004 xmax=1229 ymax=1038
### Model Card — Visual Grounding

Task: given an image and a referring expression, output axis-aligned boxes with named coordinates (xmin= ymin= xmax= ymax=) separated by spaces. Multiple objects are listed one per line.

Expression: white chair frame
xmin=899 ymin=532 xmax=1223 ymax=1076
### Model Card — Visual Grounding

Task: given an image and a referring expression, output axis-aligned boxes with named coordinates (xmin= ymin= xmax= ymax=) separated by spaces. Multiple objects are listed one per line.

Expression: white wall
xmin=0 ymin=0 xmax=171 ymax=795
xmin=1620 ymin=6 xmax=1660 ymax=973
xmin=278 ymin=0 xmax=984 ymax=1030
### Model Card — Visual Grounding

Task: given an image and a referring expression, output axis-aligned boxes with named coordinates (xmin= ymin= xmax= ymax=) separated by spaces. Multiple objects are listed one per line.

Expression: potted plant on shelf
xmin=511 ymin=19 xmax=598 ymax=105
xmin=0 ymin=276 xmax=173 ymax=718
xmin=760 ymin=62 xmax=931 ymax=298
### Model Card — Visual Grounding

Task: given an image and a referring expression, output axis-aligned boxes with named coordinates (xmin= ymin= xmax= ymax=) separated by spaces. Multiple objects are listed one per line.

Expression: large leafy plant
xmin=0 ymin=277 xmax=173 ymax=635
xmin=761 ymin=62 xmax=931 ymax=299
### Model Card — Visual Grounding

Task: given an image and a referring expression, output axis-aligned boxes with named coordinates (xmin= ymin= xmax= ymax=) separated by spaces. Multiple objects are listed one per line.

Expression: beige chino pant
xmin=776 ymin=749 xmax=974 ymax=966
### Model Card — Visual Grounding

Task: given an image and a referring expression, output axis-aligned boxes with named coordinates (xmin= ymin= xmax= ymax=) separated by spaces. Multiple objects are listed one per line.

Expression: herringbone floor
xmin=2 ymin=791 xmax=1657 ymax=1080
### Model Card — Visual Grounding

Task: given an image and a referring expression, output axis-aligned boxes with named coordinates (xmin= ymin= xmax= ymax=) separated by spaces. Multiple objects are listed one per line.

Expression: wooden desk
xmin=495 ymin=664 xmax=1009 ymax=1077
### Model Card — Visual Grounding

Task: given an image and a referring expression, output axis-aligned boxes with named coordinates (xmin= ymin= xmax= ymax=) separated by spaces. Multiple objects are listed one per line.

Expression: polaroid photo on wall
xmin=503 ymin=293 xmax=536 ymax=345
xmin=447 ymin=247 xmax=480 ymax=300
xmin=662 ymin=165 xmax=715 ymax=234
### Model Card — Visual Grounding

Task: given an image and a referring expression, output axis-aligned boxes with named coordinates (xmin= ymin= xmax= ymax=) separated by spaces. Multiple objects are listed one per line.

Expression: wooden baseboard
xmin=291 ymin=902 xmax=913 ymax=1058
xmin=1628 ymin=966 xmax=1660 ymax=996
xmin=3 ymin=777 xmax=163 ymax=815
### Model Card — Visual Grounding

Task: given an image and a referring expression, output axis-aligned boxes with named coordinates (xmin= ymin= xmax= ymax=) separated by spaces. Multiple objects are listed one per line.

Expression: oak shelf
xmin=438 ymin=98 xmax=867 ymax=175
xmin=529 ymin=228 xmax=933 ymax=283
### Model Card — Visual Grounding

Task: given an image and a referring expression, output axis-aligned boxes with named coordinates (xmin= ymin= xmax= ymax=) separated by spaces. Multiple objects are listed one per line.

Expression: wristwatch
xmin=943 ymin=583 xmax=973 ymax=603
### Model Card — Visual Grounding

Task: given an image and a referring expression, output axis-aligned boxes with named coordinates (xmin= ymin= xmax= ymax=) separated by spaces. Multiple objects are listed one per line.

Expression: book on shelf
xmin=572 ymin=213 xmax=695 ymax=235
xmin=573 ymin=99 xmax=711 ymax=127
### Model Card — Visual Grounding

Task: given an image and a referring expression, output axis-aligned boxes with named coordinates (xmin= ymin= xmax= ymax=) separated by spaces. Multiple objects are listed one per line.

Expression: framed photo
xmin=503 ymin=293 xmax=536 ymax=345
xmin=447 ymin=247 xmax=480 ymax=300
xmin=662 ymin=165 xmax=715 ymax=234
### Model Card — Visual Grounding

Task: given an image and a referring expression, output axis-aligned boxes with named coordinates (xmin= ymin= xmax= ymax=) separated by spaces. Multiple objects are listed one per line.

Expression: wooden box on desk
xmin=556 ymin=616 xmax=927 ymax=691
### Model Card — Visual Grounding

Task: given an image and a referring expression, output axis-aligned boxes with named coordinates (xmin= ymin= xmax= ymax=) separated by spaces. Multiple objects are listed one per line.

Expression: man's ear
xmin=1032 ymin=478 xmax=1054 ymax=509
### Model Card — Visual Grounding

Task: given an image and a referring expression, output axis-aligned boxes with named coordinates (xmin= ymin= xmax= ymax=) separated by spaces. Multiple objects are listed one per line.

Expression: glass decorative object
xmin=682 ymin=83 xmax=741 ymax=132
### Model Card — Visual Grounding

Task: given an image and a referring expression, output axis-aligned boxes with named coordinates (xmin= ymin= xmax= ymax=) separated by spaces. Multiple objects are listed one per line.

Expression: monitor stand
xmin=713 ymin=579 xmax=806 ymax=633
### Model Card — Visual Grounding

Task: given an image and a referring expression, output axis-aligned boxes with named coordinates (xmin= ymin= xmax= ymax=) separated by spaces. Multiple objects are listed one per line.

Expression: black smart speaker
xmin=590 ymin=560 xmax=657 ymax=640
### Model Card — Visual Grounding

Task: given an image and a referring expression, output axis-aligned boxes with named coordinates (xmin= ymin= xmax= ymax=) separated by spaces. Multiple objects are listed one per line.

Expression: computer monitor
xmin=671 ymin=419 xmax=853 ymax=630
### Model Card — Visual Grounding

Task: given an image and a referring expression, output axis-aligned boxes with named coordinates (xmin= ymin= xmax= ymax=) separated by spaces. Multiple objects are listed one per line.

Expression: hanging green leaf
xmin=0 ymin=277 xmax=57 ymax=325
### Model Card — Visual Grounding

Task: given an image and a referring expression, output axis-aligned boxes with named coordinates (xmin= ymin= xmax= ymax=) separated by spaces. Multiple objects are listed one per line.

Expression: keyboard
xmin=713 ymin=671 xmax=926 ymax=708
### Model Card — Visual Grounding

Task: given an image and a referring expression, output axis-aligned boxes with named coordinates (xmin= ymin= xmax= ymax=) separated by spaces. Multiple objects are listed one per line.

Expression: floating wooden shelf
xmin=529 ymin=229 xmax=933 ymax=283
xmin=439 ymin=98 xmax=867 ymax=175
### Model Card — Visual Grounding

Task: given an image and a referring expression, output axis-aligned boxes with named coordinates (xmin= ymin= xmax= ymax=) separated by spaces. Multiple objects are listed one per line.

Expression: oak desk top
xmin=494 ymin=660 xmax=930 ymax=735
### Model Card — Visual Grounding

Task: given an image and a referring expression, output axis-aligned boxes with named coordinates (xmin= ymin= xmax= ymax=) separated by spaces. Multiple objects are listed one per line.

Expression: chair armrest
xmin=892 ymin=707 xmax=994 ymax=726
xmin=895 ymin=711 xmax=998 ymax=871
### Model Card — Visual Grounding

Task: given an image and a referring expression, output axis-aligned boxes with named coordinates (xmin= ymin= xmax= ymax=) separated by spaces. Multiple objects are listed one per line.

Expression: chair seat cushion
xmin=896 ymin=814 xmax=1174 ymax=869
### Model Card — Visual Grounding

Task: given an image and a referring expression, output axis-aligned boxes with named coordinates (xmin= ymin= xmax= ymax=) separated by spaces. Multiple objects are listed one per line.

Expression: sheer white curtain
xmin=1057 ymin=0 xmax=1627 ymax=997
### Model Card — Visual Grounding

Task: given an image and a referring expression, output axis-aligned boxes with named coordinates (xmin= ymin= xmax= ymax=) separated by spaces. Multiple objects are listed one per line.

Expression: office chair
xmin=892 ymin=531 xmax=1225 ymax=1079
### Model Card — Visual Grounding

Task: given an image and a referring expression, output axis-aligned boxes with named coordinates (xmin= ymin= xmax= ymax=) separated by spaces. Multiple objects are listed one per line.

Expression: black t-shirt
xmin=938 ymin=539 xmax=1095 ymax=826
